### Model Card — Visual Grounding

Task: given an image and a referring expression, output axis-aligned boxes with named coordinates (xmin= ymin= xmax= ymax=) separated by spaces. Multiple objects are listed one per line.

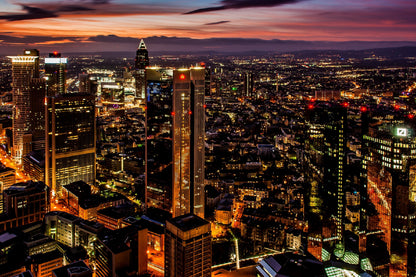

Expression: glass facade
xmin=363 ymin=125 xmax=416 ymax=276
xmin=45 ymin=94 xmax=96 ymax=196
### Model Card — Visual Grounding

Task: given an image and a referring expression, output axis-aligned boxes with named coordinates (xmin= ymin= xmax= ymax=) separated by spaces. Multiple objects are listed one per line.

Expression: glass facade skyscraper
xmin=145 ymin=67 xmax=205 ymax=218
xmin=45 ymin=94 xmax=96 ymax=197
xmin=9 ymin=49 xmax=40 ymax=163
xmin=363 ymin=124 xmax=416 ymax=276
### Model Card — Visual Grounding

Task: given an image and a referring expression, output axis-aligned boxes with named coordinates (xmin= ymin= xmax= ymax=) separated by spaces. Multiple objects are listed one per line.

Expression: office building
xmin=0 ymin=164 xmax=16 ymax=213
xmin=172 ymin=68 xmax=205 ymax=218
xmin=45 ymin=93 xmax=96 ymax=197
xmin=95 ymin=225 xmax=148 ymax=277
xmin=0 ymin=181 xmax=49 ymax=232
xmin=28 ymin=78 xmax=46 ymax=151
xmin=145 ymin=67 xmax=174 ymax=212
xmin=304 ymin=101 xmax=347 ymax=260
xmin=9 ymin=49 xmax=40 ymax=163
xmin=145 ymin=67 xmax=205 ymax=218
xmin=165 ymin=214 xmax=211 ymax=277
xmin=44 ymin=52 xmax=67 ymax=96
xmin=362 ymin=124 xmax=416 ymax=276
xmin=134 ymin=39 xmax=149 ymax=99
xmin=29 ymin=249 xmax=63 ymax=277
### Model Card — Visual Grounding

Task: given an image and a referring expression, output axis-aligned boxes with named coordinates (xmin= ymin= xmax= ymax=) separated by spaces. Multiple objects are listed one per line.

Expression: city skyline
xmin=0 ymin=0 xmax=415 ymax=54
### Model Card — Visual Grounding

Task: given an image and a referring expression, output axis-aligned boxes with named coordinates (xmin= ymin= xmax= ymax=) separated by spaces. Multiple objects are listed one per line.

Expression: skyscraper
xmin=145 ymin=67 xmax=205 ymax=218
xmin=145 ymin=67 xmax=174 ymax=212
xmin=134 ymin=39 xmax=149 ymax=100
xmin=9 ymin=49 xmax=40 ymax=163
xmin=45 ymin=52 xmax=67 ymax=96
xmin=304 ymin=101 xmax=347 ymax=260
xmin=172 ymin=68 xmax=205 ymax=218
xmin=362 ymin=124 xmax=416 ymax=276
xmin=45 ymin=94 xmax=96 ymax=197
xmin=165 ymin=214 xmax=212 ymax=277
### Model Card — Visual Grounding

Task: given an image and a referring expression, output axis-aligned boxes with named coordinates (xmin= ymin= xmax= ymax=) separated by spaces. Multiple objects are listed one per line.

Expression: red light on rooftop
xmin=188 ymin=111 xmax=192 ymax=115
xmin=360 ymin=106 xmax=368 ymax=112
xmin=179 ymin=74 xmax=186 ymax=80
xmin=408 ymin=113 xmax=415 ymax=119
xmin=53 ymin=51 xmax=58 ymax=55
xmin=394 ymin=104 xmax=400 ymax=110
xmin=310 ymin=98 xmax=316 ymax=102
xmin=307 ymin=104 xmax=314 ymax=110
xmin=342 ymin=102 xmax=349 ymax=108
xmin=203 ymin=104 xmax=207 ymax=109
xmin=171 ymin=111 xmax=175 ymax=116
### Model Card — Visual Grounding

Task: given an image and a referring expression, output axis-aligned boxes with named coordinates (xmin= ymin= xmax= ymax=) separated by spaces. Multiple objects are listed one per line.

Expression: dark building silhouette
xmin=304 ymin=101 xmax=347 ymax=260
xmin=134 ymin=39 xmax=149 ymax=100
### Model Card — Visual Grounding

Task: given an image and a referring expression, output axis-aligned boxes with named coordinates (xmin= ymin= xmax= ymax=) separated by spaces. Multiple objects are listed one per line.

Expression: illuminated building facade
xmin=304 ymin=102 xmax=347 ymax=260
xmin=44 ymin=52 xmax=67 ymax=96
xmin=172 ymin=68 xmax=205 ymax=218
xmin=165 ymin=214 xmax=212 ymax=277
xmin=145 ymin=67 xmax=205 ymax=217
xmin=9 ymin=49 xmax=40 ymax=163
xmin=45 ymin=94 xmax=96 ymax=197
xmin=134 ymin=39 xmax=149 ymax=99
xmin=363 ymin=124 xmax=416 ymax=276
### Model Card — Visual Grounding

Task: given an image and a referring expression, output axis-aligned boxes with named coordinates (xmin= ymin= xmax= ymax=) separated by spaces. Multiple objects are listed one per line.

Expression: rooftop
xmin=167 ymin=213 xmax=209 ymax=232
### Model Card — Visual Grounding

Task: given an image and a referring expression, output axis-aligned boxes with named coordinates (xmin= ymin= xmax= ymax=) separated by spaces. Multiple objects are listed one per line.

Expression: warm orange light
xmin=179 ymin=74 xmax=186 ymax=80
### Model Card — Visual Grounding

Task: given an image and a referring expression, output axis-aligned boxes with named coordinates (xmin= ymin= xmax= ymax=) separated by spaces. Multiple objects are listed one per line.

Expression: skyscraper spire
xmin=138 ymin=39 xmax=147 ymax=50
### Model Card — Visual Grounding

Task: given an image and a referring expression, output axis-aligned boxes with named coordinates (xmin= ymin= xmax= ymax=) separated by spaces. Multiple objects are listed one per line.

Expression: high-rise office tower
xmin=45 ymin=94 xmax=96 ymax=197
xmin=134 ymin=39 xmax=149 ymax=100
xmin=243 ymin=72 xmax=254 ymax=98
xmin=304 ymin=101 xmax=347 ymax=261
xmin=9 ymin=49 xmax=40 ymax=163
xmin=172 ymin=68 xmax=205 ymax=218
xmin=145 ymin=67 xmax=205 ymax=218
xmin=362 ymin=124 xmax=416 ymax=276
xmin=29 ymin=78 xmax=46 ymax=150
xmin=145 ymin=67 xmax=174 ymax=212
xmin=45 ymin=52 xmax=67 ymax=96
xmin=165 ymin=214 xmax=212 ymax=277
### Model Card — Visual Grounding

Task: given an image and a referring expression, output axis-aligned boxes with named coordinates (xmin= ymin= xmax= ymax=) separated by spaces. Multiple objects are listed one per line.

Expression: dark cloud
xmin=185 ymin=0 xmax=304 ymax=14
xmin=87 ymin=34 xmax=138 ymax=43
xmin=0 ymin=1 xmax=109 ymax=21
xmin=204 ymin=20 xmax=230 ymax=25
xmin=0 ymin=5 xmax=57 ymax=21
xmin=0 ymin=34 xmax=80 ymax=44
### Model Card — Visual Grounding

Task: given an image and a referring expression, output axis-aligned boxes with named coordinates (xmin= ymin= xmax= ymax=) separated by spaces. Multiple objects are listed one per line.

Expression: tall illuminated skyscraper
xmin=45 ymin=52 xmax=67 ymax=96
xmin=134 ymin=39 xmax=149 ymax=100
xmin=362 ymin=124 xmax=416 ymax=276
xmin=304 ymin=101 xmax=347 ymax=261
xmin=9 ymin=49 xmax=40 ymax=163
xmin=145 ymin=67 xmax=205 ymax=218
xmin=45 ymin=94 xmax=96 ymax=197
xmin=172 ymin=68 xmax=205 ymax=218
